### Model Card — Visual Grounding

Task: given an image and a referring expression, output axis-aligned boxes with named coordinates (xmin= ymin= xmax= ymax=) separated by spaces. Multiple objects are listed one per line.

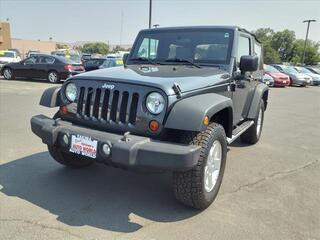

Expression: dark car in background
xmin=271 ymin=64 xmax=311 ymax=86
xmin=264 ymin=64 xmax=290 ymax=87
xmin=83 ymin=58 xmax=106 ymax=71
xmin=81 ymin=53 xmax=92 ymax=63
xmin=99 ymin=58 xmax=123 ymax=69
xmin=261 ymin=73 xmax=275 ymax=87
xmin=1 ymin=54 xmax=85 ymax=83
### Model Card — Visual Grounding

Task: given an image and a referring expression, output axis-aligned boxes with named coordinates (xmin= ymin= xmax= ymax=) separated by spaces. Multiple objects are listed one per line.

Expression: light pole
xmin=301 ymin=19 xmax=316 ymax=65
xmin=149 ymin=0 xmax=152 ymax=28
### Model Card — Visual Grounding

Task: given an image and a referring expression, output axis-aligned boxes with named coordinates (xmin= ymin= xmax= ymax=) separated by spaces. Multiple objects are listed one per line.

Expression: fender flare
xmin=246 ymin=83 xmax=268 ymax=119
xmin=39 ymin=86 xmax=61 ymax=107
xmin=164 ymin=93 xmax=233 ymax=136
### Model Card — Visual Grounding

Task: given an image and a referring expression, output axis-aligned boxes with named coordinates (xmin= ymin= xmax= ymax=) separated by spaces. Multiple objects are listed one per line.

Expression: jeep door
xmin=232 ymin=33 xmax=258 ymax=125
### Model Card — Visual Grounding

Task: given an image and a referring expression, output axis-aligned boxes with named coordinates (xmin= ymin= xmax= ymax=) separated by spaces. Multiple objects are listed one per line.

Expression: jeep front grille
xmin=76 ymin=87 xmax=139 ymax=125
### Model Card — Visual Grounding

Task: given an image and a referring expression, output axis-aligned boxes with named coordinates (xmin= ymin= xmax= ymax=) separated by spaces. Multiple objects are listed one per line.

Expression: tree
xmin=291 ymin=39 xmax=320 ymax=65
xmin=271 ymin=30 xmax=296 ymax=62
xmin=55 ymin=43 xmax=69 ymax=50
xmin=111 ymin=45 xmax=126 ymax=53
xmin=79 ymin=42 xmax=109 ymax=55
xmin=254 ymin=28 xmax=320 ymax=65
xmin=254 ymin=28 xmax=274 ymax=43
xmin=254 ymin=28 xmax=280 ymax=64
xmin=263 ymin=43 xmax=281 ymax=64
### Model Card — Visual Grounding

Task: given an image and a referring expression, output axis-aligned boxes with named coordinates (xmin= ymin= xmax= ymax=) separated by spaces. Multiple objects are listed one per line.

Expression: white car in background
xmin=294 ymin=66 xmax=320 ymax=86
xmin=0 ymin=50 xmax=21 ymax=71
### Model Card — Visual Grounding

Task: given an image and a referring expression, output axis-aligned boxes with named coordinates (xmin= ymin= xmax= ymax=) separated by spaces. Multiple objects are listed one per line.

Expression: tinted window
xmin=25 ymin=56 xmax=37 ymax=64
xmin=85 ymin=60 xmax=95 ymax=65
xmin=39 ymin=56 xmax=55 ymax=64
xmin=238 ymin=35 xmax=251 ymax=62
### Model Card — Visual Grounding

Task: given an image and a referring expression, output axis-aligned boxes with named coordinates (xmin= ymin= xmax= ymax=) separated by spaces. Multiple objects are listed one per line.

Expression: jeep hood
xmin=72 ymin=65 xmax=229 ymax=95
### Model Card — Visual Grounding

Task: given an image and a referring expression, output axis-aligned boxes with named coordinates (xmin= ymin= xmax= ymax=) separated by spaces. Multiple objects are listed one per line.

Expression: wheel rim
xmin=48 ymin=72 xmax=57 ymax=82
xmin=256 ymin=108 xmax=263 ymax=137
xmin=4 ymin=69 xmax=11 ymax=79
xmin=204 ymin=140 xmax=222 ymax=193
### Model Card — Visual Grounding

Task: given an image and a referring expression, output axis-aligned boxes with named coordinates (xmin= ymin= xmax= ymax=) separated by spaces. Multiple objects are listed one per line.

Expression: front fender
xmin=164 ymin=93 xmax=233 ymax=133
xmin=246 ymin=83 xmax=268 ymax=119
xmin=39 ymin=86 xmax=61 ymax=107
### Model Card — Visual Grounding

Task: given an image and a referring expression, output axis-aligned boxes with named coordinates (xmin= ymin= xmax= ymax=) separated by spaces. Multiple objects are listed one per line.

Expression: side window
xmin=238 ymin=35 xmax=251 ymax=63
xmin=137 ymin=38 xmax=159 ymax=59
xmin=254 ymin=42 xmax=262 ymax=68
xmin=85 ymin=60 xmax=94 ymax=65
xmin=40 ymin=56 xmax=55 ymax=64
xmin=25 ymin=56 xmax=37 ymax=64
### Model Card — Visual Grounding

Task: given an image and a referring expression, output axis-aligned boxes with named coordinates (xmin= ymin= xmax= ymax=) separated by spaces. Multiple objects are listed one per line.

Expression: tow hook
xmin=121 ymin=131 xmax=131 ymax=142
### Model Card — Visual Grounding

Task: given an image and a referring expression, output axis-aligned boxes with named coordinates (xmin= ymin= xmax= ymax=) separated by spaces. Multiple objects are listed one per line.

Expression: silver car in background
xmin=271 ymin=64 xmax=312 ymax=87
xmin=295 ymin=66 xmax=320 ymax=86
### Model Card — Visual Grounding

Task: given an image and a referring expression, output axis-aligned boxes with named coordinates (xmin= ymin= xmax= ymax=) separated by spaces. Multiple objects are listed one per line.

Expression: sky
xmin=0 ymin=0 xmax=319 ymax=45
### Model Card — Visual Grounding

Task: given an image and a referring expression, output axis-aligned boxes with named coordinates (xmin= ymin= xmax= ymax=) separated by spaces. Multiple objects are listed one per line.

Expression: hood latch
xmin=172 ymin=83 xmax=182 ymax=99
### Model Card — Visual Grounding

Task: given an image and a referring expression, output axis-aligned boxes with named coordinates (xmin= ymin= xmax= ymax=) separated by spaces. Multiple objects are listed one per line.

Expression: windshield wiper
xmin=165 ymin=58 xmax=201 ymax=68
xmin=130 ymin=57 xmax=157 ymax=65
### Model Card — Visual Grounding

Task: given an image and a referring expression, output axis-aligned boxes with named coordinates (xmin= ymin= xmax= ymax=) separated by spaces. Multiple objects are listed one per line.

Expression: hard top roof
xmin=140 ymin=25 xmax=261 ymax=43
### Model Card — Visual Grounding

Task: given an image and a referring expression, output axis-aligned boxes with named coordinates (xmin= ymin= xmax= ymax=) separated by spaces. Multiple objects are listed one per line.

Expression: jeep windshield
xmin=128 ymin=29 xmax=234 ymax=66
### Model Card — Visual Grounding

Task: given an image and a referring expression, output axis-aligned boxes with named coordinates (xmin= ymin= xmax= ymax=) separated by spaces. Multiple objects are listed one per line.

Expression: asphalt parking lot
xmin=0 ymin=79 xmax=319 ymax=240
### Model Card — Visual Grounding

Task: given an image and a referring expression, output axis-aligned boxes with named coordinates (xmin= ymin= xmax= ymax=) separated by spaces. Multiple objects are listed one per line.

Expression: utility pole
xmin=301 ymin=19 xmax=316 ymax=65
xmin=148 ymin=0 xmax=152 ymax=28
xmin=120 ymin=11 xmax=124 ymax=48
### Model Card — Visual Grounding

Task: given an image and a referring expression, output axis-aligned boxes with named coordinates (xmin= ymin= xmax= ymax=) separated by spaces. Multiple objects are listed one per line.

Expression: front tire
xmin=47 ymin=70 xmax=60 ymax=83
xmin=241 ymin=100 xmax=265 ymax=144
xmin=173 ymin=123 xmax=227 ymax=209
xmin=3 ymin=67 xmax=14 ymax=80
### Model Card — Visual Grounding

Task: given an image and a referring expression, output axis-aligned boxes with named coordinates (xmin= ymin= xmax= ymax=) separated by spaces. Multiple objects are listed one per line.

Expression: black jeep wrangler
xmin=31 ymin=26 xmax=268 ymax=209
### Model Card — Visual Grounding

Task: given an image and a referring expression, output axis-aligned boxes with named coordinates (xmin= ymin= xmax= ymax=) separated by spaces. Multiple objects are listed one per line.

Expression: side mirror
xmin=240 ymin=55 xmax=258 ymax=73
xmin=123 ymin=53 xmax=129 ymax=64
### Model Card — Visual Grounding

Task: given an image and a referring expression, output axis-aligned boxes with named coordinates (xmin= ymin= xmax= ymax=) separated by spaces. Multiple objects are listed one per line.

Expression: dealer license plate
xmin=69 ymin=134 xmax=98 ymax=159
xmin=283 ymin=80 xmax=286 ymax=83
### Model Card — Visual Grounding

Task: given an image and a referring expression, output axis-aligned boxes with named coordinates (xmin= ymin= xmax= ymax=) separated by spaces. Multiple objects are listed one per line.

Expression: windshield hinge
xmin=172 ymin=83 xmax=182 ymax=98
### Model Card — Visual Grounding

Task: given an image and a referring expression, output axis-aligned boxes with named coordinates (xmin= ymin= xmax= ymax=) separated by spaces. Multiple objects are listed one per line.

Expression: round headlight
xmin=146 ymin=92 xmax=165 ymax=115
xmin=65 ymin=83 xmax=77 ymax=102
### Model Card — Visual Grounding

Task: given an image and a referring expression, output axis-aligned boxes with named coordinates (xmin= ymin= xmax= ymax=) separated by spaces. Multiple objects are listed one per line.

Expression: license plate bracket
xmin=69 ymin=134 xmax=98 ymax=159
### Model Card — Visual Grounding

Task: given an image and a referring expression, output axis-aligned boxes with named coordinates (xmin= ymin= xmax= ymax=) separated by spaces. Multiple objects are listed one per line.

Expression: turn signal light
xmin=149 ymin=120 xmax=159 ymax=132
xmin=60 ymin=105 xmax=68 ymax=114
xmin=203 ymin=115 xmax=209 ymax=126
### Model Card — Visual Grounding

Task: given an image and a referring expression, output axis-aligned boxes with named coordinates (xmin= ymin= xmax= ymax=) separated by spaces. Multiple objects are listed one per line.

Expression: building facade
xmin=0 ymin=22 xmax=12 ymax=50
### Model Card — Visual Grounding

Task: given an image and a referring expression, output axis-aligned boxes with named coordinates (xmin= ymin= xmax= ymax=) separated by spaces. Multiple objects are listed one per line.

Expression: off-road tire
xmin=173 ymin=123 xmax=227 ymax=209
xmin=47 ymin=111 xmax=94 ymax=168
xmin=3 ymin=67 xmax=15 ymax=80
xmin=240 ymin=100 xmax=265 ymax=144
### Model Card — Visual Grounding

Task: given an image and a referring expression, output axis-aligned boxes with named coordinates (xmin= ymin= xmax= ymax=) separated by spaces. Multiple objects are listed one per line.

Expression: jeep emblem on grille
xmin=102 ymin=83 xmax=115 ymax=90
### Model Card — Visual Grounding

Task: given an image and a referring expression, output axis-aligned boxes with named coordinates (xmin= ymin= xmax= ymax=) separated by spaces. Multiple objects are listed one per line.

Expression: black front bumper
xmin=31 ymin=115 xmax=201 ymax=170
